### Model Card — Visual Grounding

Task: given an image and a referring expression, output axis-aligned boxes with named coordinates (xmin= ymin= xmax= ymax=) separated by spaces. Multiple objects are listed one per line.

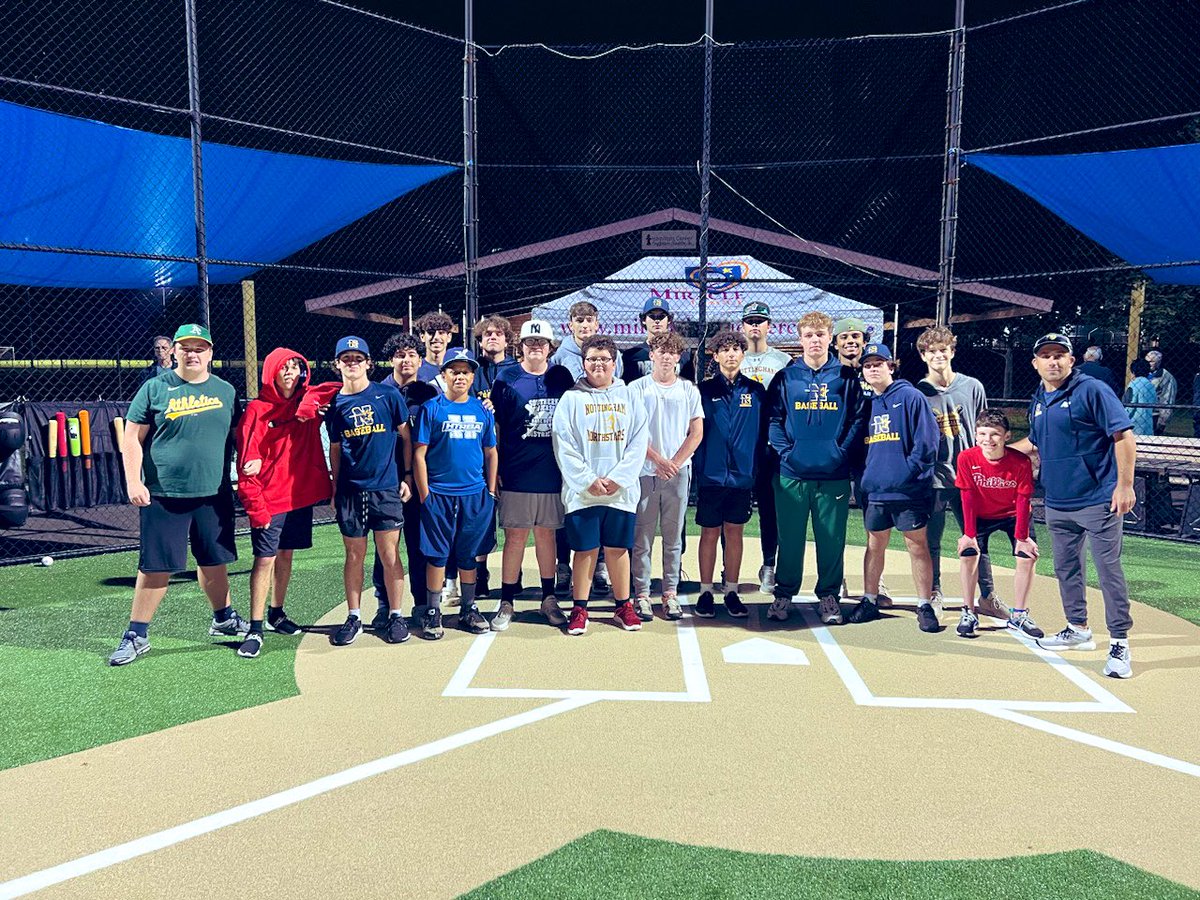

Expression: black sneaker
xmin=554 ymin=563 xmax=571 ymax=597
xmin=957 ymin=609 xmax=978 ymax=638
xmin=421 ymin=607 xmax=444 ymax=640
xmin=916 ymin=604 xmax=941 ymax=633
xmin=724 ymin=592 xmax=748 ymax=618
xmin=266 ymin=612 xmax=302 ymax=636
xmin=369 ymin=606 xmax=390 ymax=632
xmin=383 ymin=613 xmax=410 ymax=644
xmin=331 ymin=615 xmax=362 ymax=646
xmin=237 ymin=633 xmax=264 ymax=658
xmin=460 ymin=604 xmax=489 ymax=634
xmin=848 ymin=598 xmax=880 ymax=624
xmin=694 ymin=591 xmax=716 ymax=618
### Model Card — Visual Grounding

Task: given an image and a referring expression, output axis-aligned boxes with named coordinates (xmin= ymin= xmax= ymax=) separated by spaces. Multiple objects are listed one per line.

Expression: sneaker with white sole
xmin=663 ymin=593 xmax=682 ymax=620
xmin=567 ymin=605 xmax=588 ymax=635
xmin=209 ymin=609 xmax=252 ymax=637
xmin=108 ymin=630 xmax=150 ymax=666
xmin=694 ymin=590 xmax=716 ymax=618
xmin=540 ymin=596 xmax=568 ymax=626
xmin=916 ymin=604 xmax=941 ymax=633
xmin=1102 ymin=640 xmax=1132 ymax=679
xmin=267 ymin=610 xmax=302 ymax=635
xmin=421 ymin=606 xmax=444 ymax=640
xmin=330 ymin=615 xmax=362 ymax=646
xmin=1037 ymin=625 xmax=1095 ymax=652
xmin=767 ymin=595 xmax=791 ymax=621
xmin=613 ymin=602 xmax=642 ymax=631
xmin=383 ymin=613 xmax=410 ymax=644
xmin=759 ymin=565 xmax=776 ymax=595
xmin=848 ymin=598 xmax=880 ymax=624
xmin=978 ymin=592 xmax=1011 ymax=620
xmin=236 ymin=632 xmax=263 ymax=658
xmin=459 ymin=604 xmax=489 ymax=634
xmin=877 ymin=578 xmax=893 ymax=608
xmin=635 ymin=597 xmax=654 ymax=622
xmin=818 ymin=594 xmax=843 ymax=625
xmin=1007 ymin=612 xmax=1044 ymax=639
xmin=490 ymin=601 xmax=514 ymax=632
xmin=956 ymin=609 xmax=978 ymax=638
xmin=930 ymin=589 xmax=945 ymax=619
xmin=724 ymin=592 xmax=748 ymax=618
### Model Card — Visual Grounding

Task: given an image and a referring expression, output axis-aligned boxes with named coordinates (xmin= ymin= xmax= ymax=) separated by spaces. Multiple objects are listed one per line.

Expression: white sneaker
xmin=635 ymin=597 xmax=654 ymax=622
xmin=767 ymin=596 xmax=791 ymax=621
xmin=663 ymin=593 xmax=683 ymax=620
xmin=817 ymin=594 xmax=843 ymax=625
xmin=1037 ymin=625 xmax=1096 ymax=652
xmin=442 ymin=578 xmax=461 ymax=607
xmin=1103 ymin=640 xmax=1132 ymax=678
xmin=930 ymin=589 xmax=944 ymax=619
xmin=877 ymin=577 xmax=893 ymax=608
xmin=759 ymin=565 xmax=776 ymax=595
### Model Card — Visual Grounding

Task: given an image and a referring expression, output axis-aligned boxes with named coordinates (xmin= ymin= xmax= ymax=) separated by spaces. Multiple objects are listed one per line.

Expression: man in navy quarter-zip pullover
xmin=847 ymin=343 xmax=941 ymax=634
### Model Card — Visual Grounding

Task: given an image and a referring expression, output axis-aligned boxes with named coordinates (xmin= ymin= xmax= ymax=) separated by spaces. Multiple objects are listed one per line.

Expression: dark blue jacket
xmin=490 ymin=363 xmax=573 ymax=493
xmin=474 ymin=356 xmax=520 ymax=402
xmin=860 ymin=378 xmax=938 ymax=500
xmin=694 ymin=372 xmax=768 ymax=490
xmin=767 ymin=355 xmax=865 ymax=481
xmin=1029 ymin=370 xmax=1133 ymax=511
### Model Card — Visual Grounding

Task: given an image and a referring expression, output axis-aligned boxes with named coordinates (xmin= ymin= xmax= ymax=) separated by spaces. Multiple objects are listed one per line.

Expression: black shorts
xmin=250 ymin=505 xmax=314 ymax=558
xmin=864 ymin=498 xmax=931 ymax=533
xmin=139 ymin=492 xmax=238 ymax=574
xmin=974 ymin=516 xmax=1038 ymax=556
xmin=695 ymin=485 xmax=754 ymax=528
xmin=335 ymin=487 xmax=404 ymax=538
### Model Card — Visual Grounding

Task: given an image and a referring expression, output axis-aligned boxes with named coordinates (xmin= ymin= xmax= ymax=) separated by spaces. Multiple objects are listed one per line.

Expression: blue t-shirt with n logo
xmin=414 ymin=394 xmax=496 ymax=495
xmin=324 ymin=383 xmax=408 ymax=490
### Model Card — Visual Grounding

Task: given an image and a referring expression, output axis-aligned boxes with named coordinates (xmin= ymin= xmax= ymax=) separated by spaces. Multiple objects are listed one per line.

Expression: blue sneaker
xmin=108 ymin=631 xmax=149 ymax=666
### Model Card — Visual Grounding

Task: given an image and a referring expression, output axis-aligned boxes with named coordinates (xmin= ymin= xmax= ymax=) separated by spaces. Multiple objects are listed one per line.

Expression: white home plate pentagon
xmin=722 ymin=637 xmax=810 ymax=666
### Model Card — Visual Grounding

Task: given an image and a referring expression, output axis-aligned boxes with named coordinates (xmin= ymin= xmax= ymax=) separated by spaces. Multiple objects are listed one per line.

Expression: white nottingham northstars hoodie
xmin=551 ymin=376 xmax=649 ymax=514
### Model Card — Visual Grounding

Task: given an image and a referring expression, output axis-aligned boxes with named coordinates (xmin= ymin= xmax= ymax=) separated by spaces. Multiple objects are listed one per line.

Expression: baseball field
xmin=2 ymin=517 xmax=1198 ymax=899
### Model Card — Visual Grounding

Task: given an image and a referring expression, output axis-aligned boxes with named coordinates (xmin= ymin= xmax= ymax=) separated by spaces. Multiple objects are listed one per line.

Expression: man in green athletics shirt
xmin=109 ymin=324 xmax=246 ymax=666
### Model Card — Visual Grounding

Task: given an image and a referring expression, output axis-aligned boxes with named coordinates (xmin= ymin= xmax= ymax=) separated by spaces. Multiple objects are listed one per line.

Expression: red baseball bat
xmin=56 ymin=413 xmax=68 ymax=473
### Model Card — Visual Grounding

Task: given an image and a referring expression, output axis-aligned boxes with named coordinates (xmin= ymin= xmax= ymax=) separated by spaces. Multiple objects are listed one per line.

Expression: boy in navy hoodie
xmin=847 ymin=343 xmax=941 ymax=633
xmin=693 ymin=331 xmax=767 ymax=619
xmin=766 ymin=311 xmax=866 ymax=625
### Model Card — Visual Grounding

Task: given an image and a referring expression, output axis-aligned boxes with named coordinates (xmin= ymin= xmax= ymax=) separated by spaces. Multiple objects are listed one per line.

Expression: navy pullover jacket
xmin=767 ymin=355 xmax=866 ymax=481
xmin=694 ymin=372 xmax=768 ymax=491
xmin=1028 ymin=370 xmax=1133 ymax=511
xmin=861 ymin=378 xmax=939 ymax=500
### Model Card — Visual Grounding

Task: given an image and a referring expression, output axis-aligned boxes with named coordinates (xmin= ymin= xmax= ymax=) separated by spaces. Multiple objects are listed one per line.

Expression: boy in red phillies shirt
xmin=954 ymin=409 xmax=1043 ymax=640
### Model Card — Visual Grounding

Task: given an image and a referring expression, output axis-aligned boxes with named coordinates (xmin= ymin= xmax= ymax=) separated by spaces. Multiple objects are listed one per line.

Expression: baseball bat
xmin=79 ymin=409 xmax=92 ymax=469
xmin=47 ymin=420 xmax=58 ymax=458
xmin=56 ymin=413 xmax=68 ymax=473
xmin=68 ymin=417 xmax=81 ymax=457
xmin=113 ymin=416 xmax=125 ymax=454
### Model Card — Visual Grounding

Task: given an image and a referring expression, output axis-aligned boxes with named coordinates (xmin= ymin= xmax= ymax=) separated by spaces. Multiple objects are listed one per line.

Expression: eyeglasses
xmin=584 ymin=356 xmax=614 ymax=365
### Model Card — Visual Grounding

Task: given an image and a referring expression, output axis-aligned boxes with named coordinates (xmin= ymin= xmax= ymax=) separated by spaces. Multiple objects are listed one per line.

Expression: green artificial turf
xmin=461 ymin=830 xmax=1200 ymax=900
xmin=1 ymin=510 xmax=1197 ymax=771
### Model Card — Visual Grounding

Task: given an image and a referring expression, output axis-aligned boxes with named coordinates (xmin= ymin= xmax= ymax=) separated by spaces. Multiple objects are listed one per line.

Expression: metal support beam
xmin=936 ymin=0 xmax=966 ymax=326
xmin=183 ymin=0 xmax=210 ymax=327
xmin=463 ymin=0 xmax=479 ymax=329
xmin=696 ymin=0 xmax=715 ymax=375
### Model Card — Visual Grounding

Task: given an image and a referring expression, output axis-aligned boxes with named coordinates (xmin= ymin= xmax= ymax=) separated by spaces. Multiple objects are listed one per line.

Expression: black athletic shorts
xmin=695 ymin=485 xmax=754 ymax=528
xmin=250 ymin=505 xmax=314 ymax=558
xmin=973 ymin=516 xmax=1037 ymax=556
xmin=139 ymin=492 xmax=238 ymax=574
xmin=864 ymin=497 xmax=932 ymax=533
xmin=335 ymin=487 xmax=404 ymax=538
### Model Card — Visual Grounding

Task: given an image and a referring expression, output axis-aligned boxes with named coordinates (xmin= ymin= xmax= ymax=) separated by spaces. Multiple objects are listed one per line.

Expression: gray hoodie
xmin=551 ymin=376 xmax=648 ymax=514
xmin=916 ymin=372 xmax=987 ymax=490
xmin=549 ymin=334 xmax=625 ymax=382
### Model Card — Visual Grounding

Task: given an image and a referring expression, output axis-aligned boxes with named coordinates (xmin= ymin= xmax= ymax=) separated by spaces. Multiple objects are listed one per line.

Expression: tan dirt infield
xmin=3 ymin=539 xmax=1199 ymax=898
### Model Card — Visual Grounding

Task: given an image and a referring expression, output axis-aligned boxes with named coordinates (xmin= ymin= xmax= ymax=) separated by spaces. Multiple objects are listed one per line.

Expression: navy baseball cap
xmin=1032 ymin=332 xmax=1073 ymax=355
xmin=334 ymin=335 xmax=369 ymax=358
xmin=860 ymin=342 xmax=893 ymax=363
xmin=642 ymin=297 xmax=671 ymax=316
xmin=441 ymin=347 xmax=480 ymax=371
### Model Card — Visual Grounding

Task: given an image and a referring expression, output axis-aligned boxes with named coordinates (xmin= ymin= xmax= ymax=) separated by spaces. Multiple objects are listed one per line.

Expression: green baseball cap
xmin=172 ymin=323 xmax=213 ymax=346
xmin=741 ymin=301 xmax=771 ymax=321
xmin=833 ymin=317 xmax=868 ymax=337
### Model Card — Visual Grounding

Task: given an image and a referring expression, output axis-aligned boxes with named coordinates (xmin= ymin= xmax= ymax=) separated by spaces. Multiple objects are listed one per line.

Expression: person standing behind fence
xmin=1078 ymin=346 xmax=1119 ymax=395
xmin=1123 ymin=359 xmax=1157 ymax=436
xmin=108 ymin=324 xmax=245 ymax=666
xmin=234 ymin=348 xmax=334 ymax=658
xmin=1144 ymin=350 xmax=1177 ymax=435
xmin=621 ymin=297 xmax=697 ymax=383
xmin=629 ymin=331 xmax=703 ymax=622
xmin=914 ymin=326 xmax=998 ymax=619
xmin=739 ymin=301 xmax=791 ymax=596
xmin=141 ymin=335 xmax=174 ymax=384
xmin=415 ymin=312 xmax=455 ymax=382
xmin=1011 ymin=333 xmax=1137 ymax=679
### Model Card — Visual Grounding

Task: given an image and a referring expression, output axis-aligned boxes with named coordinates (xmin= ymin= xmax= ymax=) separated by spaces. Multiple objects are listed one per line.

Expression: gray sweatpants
xmin=633 ymin=473 xmax=690 ymax=597
xmin=1045 ymin=502 xmax=1133 ymax=639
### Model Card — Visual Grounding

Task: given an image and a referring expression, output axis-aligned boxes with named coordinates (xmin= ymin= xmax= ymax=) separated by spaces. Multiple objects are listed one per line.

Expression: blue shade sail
xmin=0 ymin=99 xmax=453 ymax=288
xmin=970 ymin=145 xmax=1200 ymax=285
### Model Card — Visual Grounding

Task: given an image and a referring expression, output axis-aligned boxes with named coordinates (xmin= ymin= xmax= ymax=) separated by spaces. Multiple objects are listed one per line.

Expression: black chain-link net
xmin=3 ymin=0 xmax=1200 ymax=561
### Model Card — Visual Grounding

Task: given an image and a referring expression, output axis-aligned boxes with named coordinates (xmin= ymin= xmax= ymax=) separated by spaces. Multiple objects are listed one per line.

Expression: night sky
xmin=353 ymin=0 xmax=1050 ymax=44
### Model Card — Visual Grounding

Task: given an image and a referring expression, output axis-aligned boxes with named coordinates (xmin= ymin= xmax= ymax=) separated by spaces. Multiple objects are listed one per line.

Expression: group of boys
xmin=108 ymin=303 xmax=1138 ymax=679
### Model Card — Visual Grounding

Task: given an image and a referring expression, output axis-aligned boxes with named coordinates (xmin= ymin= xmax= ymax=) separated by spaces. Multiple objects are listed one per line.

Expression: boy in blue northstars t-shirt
xmin=413 ymin=348 xmax=498 ymax=640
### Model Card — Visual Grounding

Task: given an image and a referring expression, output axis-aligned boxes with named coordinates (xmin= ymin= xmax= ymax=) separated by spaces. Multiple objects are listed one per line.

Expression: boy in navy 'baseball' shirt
xmin=847 ymin=343 xmax=941 ymax=633
xmin=413 ymin=348 xmax=498 ymax=639
xmin=324 ymin=335 xmax=413 ymax=647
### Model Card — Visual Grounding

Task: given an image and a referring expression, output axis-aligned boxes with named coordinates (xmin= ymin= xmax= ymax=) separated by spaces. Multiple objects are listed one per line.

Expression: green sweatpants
xmin=772 ymin=475 xmax=850 ymax=598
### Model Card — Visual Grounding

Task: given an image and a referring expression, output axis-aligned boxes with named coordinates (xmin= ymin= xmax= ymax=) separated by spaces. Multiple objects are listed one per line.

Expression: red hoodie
xmin=237 ymin=348 xmax=334 ymax=529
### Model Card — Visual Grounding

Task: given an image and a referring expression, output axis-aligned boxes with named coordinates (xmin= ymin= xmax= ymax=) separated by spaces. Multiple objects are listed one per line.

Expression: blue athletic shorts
xmin=420 ymin=489 xmax=495 ymax=569
xmin=564 ymin=505 xmax=636 ymax=552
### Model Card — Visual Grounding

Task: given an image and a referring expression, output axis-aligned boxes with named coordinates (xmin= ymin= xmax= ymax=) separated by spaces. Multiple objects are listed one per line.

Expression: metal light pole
xmin=935 ymin=0 xmax=966 ymax=327
xmin=183 ymin=0 xmax=209 ymax=327
xmin=696 ymin=0 xmax=715 ymax=374
xmin=463 ymin=0 xmax=480 ymax=329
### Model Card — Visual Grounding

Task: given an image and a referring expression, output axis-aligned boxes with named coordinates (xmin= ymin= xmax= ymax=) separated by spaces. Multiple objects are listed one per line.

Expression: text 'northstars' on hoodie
xmin=860 ymin=378 xmax=939 ymax=501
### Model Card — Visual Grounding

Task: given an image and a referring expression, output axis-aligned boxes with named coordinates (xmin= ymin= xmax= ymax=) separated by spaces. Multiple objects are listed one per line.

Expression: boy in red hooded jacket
xmin=235 ymin=348 xmax=336 ymax=658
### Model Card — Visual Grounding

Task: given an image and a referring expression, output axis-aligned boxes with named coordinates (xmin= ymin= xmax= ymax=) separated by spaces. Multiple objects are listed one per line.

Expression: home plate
xmin=722 ymin=638 xmax=810 ymax=666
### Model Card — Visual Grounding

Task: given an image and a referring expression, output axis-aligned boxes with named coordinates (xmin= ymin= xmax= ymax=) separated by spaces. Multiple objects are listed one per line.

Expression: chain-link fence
xmin=2 ymin=0 xmax=1199 ymax=562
